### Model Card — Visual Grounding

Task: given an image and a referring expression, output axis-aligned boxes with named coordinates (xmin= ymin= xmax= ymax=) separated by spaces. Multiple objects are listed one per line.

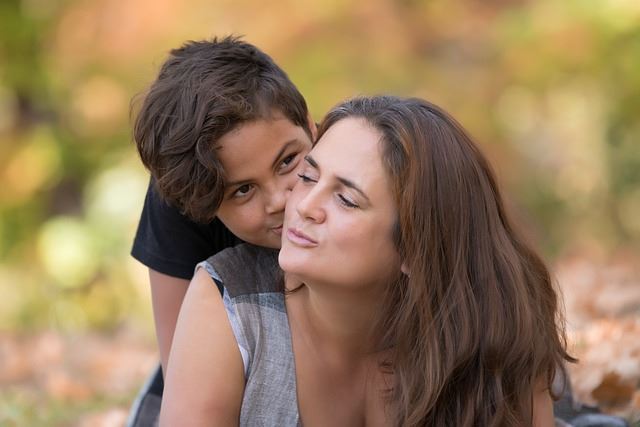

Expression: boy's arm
xmin=132 ymin=178 xmax=237 ymax=373
xmin=160 ymin=267 xmax=244 ymax=426
xmin=149 ymin=270 xmax=189 ymax=374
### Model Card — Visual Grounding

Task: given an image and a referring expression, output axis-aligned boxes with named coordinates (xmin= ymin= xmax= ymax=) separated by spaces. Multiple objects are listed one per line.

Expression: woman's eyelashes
xmin=297 ymin=172 xmax=317 ymax=184
xmin=338 ymin=194 xmax=359 ymax=209
xmin=297 ymin=172 xmax=360 ymax=209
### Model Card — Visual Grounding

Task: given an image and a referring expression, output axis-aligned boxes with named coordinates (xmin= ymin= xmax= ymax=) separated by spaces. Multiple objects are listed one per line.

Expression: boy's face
xmin=215 ymin=112 xmax=314 ymax=249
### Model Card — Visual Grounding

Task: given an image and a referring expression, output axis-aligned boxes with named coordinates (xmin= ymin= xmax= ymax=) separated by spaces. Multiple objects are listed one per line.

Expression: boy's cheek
xmin=218 ymin=207 xmax=257 ymax=235
xmin=217 ymin=204 xmax=278 ymax=247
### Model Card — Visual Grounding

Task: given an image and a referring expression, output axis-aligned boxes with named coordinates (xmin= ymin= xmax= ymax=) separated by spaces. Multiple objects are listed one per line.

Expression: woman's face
xmin=279 ymin=117 xmax=401 ymax=290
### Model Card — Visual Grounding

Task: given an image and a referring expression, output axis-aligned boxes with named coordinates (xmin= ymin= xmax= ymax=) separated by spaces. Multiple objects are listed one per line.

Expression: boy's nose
xmin=266 ymin=173 xmax=299 ymax=214
xmin=265 ymin=183 xmax=287 ymax=215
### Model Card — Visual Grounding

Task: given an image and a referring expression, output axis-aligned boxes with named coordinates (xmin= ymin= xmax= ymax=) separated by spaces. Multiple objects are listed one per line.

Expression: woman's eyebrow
xmin=336 ymin=177 xmax=370 ymax=202
xmin=304 ymin=154 xmax=319 ymax=169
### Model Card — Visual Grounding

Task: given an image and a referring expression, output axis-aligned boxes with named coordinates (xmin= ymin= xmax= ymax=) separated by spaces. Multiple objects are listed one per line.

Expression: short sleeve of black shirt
xmin=131 ymin=178 xmax=240 ymax=280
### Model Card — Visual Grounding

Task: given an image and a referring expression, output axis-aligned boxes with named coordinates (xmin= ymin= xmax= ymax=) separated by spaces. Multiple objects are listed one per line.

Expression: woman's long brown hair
xmin=317 ymin=96 xmax=574 ymax=426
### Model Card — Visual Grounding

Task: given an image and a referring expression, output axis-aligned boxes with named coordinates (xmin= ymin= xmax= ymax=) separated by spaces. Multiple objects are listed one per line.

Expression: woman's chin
xmin=278 ymin=247 xmax=309 ymax=276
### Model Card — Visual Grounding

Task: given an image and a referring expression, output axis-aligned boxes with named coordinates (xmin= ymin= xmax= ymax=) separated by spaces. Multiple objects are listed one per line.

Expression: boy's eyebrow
xmin=224 ymin=178 xmax=251 ymax=189
xmin=271 ymin=140 xmax=301 ymax=169
xmin=304 ymin=155 xmax=370 ymax=202
xmin=225 ymin=139 xmax=302 ymax=189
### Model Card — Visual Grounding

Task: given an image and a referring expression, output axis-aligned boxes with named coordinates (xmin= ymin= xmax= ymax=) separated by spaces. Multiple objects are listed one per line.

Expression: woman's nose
xmin=294 ymin=185 xmax=325 ymax=223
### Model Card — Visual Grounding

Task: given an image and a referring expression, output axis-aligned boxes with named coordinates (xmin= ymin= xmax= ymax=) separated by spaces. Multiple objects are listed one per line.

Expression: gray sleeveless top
xmin=197 ymin=243 xmax=301 ymax=426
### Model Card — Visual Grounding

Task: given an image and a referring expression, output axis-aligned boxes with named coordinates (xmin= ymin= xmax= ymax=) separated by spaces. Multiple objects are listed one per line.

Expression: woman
xmin=161 ymin=96 xmax=573 ymax=426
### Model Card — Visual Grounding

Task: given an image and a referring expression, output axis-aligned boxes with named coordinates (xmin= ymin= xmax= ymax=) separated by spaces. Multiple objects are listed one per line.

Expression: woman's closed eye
xmin=297 ymin=173 xmax=317 ymax=184
xmin=338 ymin=194 xmax=359 ymax=209
xmin=297 ymin=173 xmax=360 ymax=208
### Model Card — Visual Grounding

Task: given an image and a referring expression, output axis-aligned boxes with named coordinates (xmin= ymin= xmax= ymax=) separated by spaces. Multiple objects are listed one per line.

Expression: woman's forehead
xmin=310 ymin=118 xmax=390 ymax=193
xmin=313 ymin=118 xmax=381 ymax=163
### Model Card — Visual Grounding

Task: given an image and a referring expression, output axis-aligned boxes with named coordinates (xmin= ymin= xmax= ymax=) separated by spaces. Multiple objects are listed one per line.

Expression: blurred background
xmin=1 ymin=0 xmax=639 ymax=425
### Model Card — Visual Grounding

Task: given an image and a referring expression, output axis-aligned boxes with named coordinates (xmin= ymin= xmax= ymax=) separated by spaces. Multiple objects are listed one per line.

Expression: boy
xmin=127 ymin=36 xmax=316 ymax=425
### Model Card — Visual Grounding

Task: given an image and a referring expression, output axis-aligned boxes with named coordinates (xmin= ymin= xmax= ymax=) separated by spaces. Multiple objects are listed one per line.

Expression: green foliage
xmin=0 ymin=0 xmax=638 ymax=330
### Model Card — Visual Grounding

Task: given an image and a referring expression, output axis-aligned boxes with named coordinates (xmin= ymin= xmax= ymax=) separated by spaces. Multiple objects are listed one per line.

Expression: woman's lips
xmin=286 ymin=227 xmax=318 ymax=247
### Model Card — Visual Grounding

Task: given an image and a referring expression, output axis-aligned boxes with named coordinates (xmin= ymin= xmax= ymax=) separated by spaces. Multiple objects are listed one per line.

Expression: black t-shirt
xmin=131 ymin=179 xmax=240 ymax=279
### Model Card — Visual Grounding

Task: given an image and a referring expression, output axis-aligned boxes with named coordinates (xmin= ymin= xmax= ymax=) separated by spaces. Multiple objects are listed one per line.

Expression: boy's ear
xmin=307 ymin=113 xmax=318 ymax=141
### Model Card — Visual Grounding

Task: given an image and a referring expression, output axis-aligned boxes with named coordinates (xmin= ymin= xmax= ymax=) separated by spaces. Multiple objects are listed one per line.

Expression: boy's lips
xmin=286 ymin=227 xmax=318 ymax=247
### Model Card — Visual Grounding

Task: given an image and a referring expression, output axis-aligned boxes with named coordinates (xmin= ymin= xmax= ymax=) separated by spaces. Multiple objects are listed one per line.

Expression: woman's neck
xmin=285 ymin=275 xmax=384 ymax=361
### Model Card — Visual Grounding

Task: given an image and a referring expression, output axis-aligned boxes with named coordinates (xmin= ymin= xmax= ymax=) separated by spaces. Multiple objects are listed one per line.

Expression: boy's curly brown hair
xmin=132 ymin=36 xmax=312 ymax=223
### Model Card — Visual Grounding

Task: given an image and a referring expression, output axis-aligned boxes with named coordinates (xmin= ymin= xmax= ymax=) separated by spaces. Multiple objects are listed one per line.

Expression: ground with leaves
xmin=0 ymin=328 xmax=156 ymax=426
xmin=558 ymin=251 xmax=640 ymax=423
xmin=1 ymin=253 xmax=639 ymax=426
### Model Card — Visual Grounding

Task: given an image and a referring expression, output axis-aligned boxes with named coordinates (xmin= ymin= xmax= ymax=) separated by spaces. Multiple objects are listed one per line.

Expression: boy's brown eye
xmin=280 ymin=153 xmax=297 ymax=169
xmin=233 ymin=184 xmax=254 ymax=198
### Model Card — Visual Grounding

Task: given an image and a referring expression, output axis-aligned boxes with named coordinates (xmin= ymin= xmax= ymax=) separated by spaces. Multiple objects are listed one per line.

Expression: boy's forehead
xmin=214 ymin=113 xmax=312 ymax=181
xmin=215 ymin=111 xmax=304 ymax=147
